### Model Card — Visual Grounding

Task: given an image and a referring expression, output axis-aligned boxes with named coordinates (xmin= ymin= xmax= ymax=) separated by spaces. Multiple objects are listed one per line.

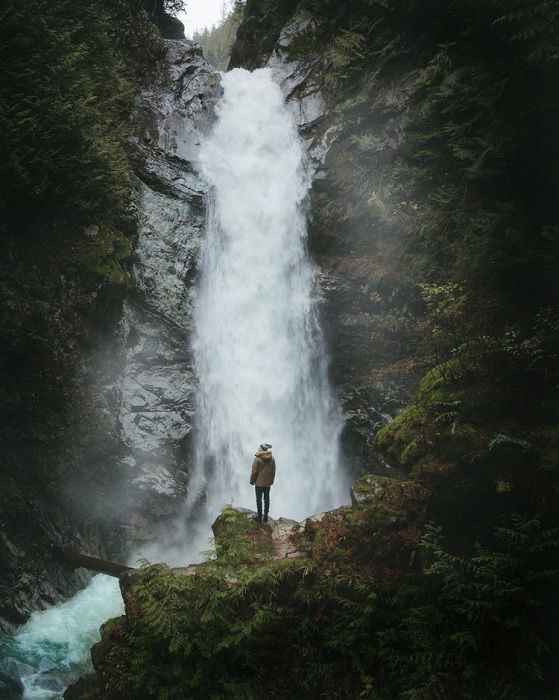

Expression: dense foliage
xmin=293 ymin=0 xmax=559 ymax=502
xmin=299 ymin=0 xmax=559 ymax=320
xmin=0 ymin=0 xmax=161 ymax=233
xmin=92 ymin=500 xmax=559 ymax=698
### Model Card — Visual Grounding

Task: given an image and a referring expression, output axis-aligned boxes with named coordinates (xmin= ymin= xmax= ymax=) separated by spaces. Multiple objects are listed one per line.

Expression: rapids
xmin=2 ymin=575 xmax=122 ymax=698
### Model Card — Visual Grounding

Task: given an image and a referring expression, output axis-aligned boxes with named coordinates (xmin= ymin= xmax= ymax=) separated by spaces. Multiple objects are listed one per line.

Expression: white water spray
xmin=188 ymin=68 xmax=346 ymax=530
xmin=4 ymin=575 xmax=122 ymax=698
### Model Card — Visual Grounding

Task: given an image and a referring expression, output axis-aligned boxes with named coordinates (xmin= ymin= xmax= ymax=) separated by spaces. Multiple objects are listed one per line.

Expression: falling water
xmin=3 ymin=68 xmax=347 ymax=699
xmin=188 ymin=67 xmax=346 ymax=530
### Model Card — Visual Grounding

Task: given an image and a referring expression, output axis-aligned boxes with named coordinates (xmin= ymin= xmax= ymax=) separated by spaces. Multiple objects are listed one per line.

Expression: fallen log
xmin=59 ymin=548 xmax=134 ymax=578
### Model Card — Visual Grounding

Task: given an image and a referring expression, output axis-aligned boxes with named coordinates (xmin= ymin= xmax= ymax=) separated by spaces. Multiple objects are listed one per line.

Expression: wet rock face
xmin=117 ymin=301 xmax=195 ymax=459
xmin=266 ymin=10 xmax=326 ymax=131
xmin=112 ymin=40 xmax=221 ymax=545
xmin=0 ymin=657 xmax=24 ymax=697
xmin=0 ymin=39 xmax=220 ymax=631
xmin=308 ymin=65 xmax=425 ymax=479
xmin=228 ymin=0 xmax=300 ymax=71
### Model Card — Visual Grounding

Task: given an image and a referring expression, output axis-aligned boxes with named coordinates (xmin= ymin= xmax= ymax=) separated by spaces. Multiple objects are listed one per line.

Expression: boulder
xmin=0 ymin=658 xmax=23 ymax=698
xmin=63 ymin=673 xmax=102 ymax=700
xmin=351 ymin=473 xmax=429 ymax=508
xmin=142 ymin=0 xmax=185 ymax=40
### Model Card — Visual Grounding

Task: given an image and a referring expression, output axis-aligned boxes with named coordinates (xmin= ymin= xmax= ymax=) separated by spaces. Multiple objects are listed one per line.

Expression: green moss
xmin=375 ymin=356 xmax=559 ymax=517
xmin=211 ymin=505 xmax=276 ymax=564
xmin=375 ymin=360 xmax=491 ymax=478
xmin=376 ymin=404 xmax=427 ymax=469
xmin=79 ymin=223 xmax=134 ymax=288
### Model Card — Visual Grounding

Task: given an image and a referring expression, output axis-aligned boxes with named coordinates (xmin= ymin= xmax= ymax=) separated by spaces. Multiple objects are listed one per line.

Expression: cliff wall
xmin=0 ymin=27 xmax=220 ymax=632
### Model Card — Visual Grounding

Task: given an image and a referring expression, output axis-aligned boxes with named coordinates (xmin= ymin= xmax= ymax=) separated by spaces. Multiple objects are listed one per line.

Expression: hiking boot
xmin=263 ymin=514 xmax=268 ymax=523
xmin=251 ymin=514 xmax=262 ymax=523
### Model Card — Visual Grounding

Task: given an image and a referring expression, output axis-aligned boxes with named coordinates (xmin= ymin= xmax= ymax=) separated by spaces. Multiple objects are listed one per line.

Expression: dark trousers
xmin=255 ymin=486 xmax=270 ymax=516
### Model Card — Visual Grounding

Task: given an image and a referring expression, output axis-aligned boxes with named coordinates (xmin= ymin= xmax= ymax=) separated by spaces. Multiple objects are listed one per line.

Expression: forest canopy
xmin=193 ymin=1 xmax=245 ymax=70
xmin=0 ymin=0 xmax=161 ymax=233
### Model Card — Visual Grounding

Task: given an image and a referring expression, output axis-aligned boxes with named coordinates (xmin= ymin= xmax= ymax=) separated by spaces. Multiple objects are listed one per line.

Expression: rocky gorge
xmin=2 ymin=0 xmax=416 ymax=634
xmin=2 ymin=0 xmax=559 ymax=697
xmin=1 ymin=32 xmax=221 ymax=634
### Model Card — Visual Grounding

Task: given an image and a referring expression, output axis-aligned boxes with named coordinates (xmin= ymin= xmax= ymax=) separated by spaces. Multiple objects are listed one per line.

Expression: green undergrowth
xmin=94 ymin=493 xmax=433 ymax=698
xmin=78 ymin=224 xmax=134 ymax=288
xmin=375 ymin=340 xmax=559 ymax=546
xmin=0 ymin=0 xmax=162 ymax=236
xmin=377 ymin=351 xmax=559 ymax=475
xmin=91 ymin=498 xmax=559 ymax=699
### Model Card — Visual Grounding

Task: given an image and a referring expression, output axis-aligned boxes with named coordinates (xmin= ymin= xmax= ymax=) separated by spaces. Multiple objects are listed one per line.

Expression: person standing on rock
xmin=250 ymin=443 xmax=275 ymax=523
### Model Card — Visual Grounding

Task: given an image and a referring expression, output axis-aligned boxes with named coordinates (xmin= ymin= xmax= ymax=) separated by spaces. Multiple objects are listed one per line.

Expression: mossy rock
xmin=64 ymin=672 xmax=103 ymax=700
xmin=375 ymin=360 xmax=491 ymax=477
xmin=375 ymin=404 xmax=427 ymax=469
xmin=212 ymin=505 xmax=276 ymax=563
xmin=79 ymin=223 xmax=134 ymax=288
xmin=120 ymin=563 xmax=168 ymax=619
xmin=91 ymin=616 xmax=126 ymax=669
xmin=211 ymin=505 xmax=254 ymax=540
xmin=351 ymin=473 xmax=410 ymax=505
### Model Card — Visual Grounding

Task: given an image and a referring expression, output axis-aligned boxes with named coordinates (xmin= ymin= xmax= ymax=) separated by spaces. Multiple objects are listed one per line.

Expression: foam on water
xmin=3 ymin=575 xmax=122 ymax=698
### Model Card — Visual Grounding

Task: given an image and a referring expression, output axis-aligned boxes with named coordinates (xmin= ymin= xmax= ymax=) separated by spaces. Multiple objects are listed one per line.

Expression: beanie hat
xmin=260 ymin=443 xmax=272 ymax=451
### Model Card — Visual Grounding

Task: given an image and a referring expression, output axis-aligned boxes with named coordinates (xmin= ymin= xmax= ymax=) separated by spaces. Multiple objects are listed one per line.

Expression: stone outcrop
xmin=212 ymin=507 xmax=303 ymax=560
xmin=142 ymin=0 xmax=185 ymax=40
xmin=213 ymin=473 xmax=430 ymax=561
xmin=228 ymin=0 xmax=300 ymax=71
xmin=65 ymin=473 xmax=430 ymax=698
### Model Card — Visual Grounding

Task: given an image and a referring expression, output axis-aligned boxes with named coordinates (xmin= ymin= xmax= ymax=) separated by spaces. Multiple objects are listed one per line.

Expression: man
xmin=250 ymin=443 xmax=276 ymax=523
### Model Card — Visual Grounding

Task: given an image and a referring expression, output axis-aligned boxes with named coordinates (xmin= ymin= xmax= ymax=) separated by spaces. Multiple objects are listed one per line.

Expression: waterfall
xmin=4 ymin=68 xmax=347 ymax=699
xmin=187 ymin=67 xmax=346 ymax=530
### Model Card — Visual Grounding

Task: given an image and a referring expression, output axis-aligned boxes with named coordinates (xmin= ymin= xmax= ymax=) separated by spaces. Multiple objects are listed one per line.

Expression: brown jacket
xmin=250 ymin=452 xmax=276 ymax=487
